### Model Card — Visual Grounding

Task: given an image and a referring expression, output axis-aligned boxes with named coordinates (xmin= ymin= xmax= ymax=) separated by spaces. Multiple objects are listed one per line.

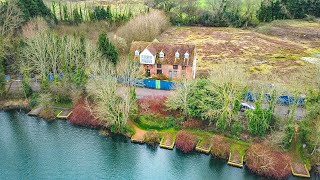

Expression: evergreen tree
xmin=73 ymin=7 xmax=82 ymax=25
xmin=51 ymin=2 xmax=58 ymax=23
xmin=106 ymin=5 xmax=112 ymax=20
xmin=63 ymin=4 xmax=69 ymax=22
xmin=59 ymin=2 xmax=63 ymax=21
xmin=97 ymin=33 xmax=118 ymax=64
xmin=17 ymin=0 xmax=52 ymax=20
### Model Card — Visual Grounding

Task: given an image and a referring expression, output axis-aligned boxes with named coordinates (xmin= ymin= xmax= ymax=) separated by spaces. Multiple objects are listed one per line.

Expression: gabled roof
xmin=130 ymin=41 xmax=196 ymax=66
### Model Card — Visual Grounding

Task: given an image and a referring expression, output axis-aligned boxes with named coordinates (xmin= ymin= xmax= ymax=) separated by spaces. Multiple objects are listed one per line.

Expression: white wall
xmin=140 ymin=49 xmax=155 ymax=65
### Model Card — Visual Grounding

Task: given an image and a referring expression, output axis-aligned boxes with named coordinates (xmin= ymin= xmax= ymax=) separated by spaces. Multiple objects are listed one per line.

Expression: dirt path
xmin=128 ymin=120 xmax=147 ymax=141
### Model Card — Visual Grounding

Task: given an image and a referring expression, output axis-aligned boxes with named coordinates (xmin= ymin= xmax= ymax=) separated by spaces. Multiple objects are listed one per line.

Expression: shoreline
xmin=0 ymin=98 xmax=31 ymax=111
xmin=0 ymin=107 xmax=319 ymax=179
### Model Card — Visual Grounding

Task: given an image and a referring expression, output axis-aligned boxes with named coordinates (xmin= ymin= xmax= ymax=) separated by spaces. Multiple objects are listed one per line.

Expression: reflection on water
xmin=0 ymin=111 xmax=316 ymax=180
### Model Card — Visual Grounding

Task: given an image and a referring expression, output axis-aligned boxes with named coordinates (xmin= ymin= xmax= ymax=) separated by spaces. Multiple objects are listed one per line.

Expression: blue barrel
xmin=245 ymin=91 xmax=256 ymax=102
xmin=58 ymin=73 xmax=64 ymax=79
xmin=5 ymin=75 xmax=10 ymax=81
xmin=48 ymin=73 xmax=54 ymax=81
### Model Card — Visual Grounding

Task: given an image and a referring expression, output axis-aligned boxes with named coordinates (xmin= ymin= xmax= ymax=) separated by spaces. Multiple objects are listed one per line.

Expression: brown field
xmin=158 ymin=25 xmax=319 ymax=88
xmin=256 ymin=20 xmax=320 ymax=48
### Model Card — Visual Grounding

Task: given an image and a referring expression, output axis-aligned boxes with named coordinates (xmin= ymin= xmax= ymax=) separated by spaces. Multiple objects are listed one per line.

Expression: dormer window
xmin=184 ymin=52 xmax=189 ymax=59
xmin=159 ymin=51 xmax=164 ymax=58
xmin=175 ymin=51 xmax=180 ymax=59
xmin=135 ymin=50 xmax=140 ymax=57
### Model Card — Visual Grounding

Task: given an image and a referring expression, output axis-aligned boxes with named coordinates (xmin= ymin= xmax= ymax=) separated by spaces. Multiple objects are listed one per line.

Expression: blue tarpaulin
xmin=143 ymin=79 xmax=174 ymax=90
xmin=245 ymin=91 xmax=305 ymax=106
xmin=5 ymin=75 xmax=10 ymax=81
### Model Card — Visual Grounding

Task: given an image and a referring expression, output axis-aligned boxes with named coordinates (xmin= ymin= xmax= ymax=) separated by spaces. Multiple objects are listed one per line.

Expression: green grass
xmin=53 ymin=101 xmax=73 ymax=109
xmin=228 ymin=139 xmax=250 ymax=157
xmin=135 ymin=114 xmax=177 ymax=131
xmin=54 ymin=110 xmax=62 ymax=116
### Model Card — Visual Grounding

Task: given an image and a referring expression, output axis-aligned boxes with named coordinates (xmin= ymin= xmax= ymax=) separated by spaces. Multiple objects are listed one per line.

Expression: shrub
xmin=30 ymin=93 xmax=40 ymax=107
xmin=39 ymin=107 xmax=55 ymax=121
xmin=135 ymin=114 xmax=176 ymax=130
xmin=68 ymin=101 xmax=101 ymax=129
xmin=175 ymin=130 xmax=197 ymax=153
xmin=116 ymin=10 xmax=169 ymax=46
xmin=210 ymin=135 xmax=230 ymax=159
xmin=143 ymin=130 xmax=161 ymax=145
xmin=138 ymin=95 xmax=168 ymax=115
xmin=181 ymin=118 xmax=204 ymax=129
xmin=231 ymin=121 xmax=244 ymax=137
xmin=246 ymin=144 xmax=291 ymax=179
xmin=97 ymin=32 xmax=118 ymax=64
xmin=282 ymin=123 xmax=294 ymax=149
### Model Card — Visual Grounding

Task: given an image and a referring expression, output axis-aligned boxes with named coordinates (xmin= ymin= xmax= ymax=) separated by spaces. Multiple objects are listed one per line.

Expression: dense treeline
xmin=51 ymin=2 xmax=137 ymax=25
xmin=17 ymin=0 xmax=52 ymax=21
xmin=258 ymin=0 xmax=320 ymax=22
xmin=149 ymin=0 xmax=320 ymax=27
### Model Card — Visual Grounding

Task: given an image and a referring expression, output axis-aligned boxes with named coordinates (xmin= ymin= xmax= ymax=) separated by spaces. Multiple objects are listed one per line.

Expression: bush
xmin=138 ymin=95 xmax=168 ymax=115
xmin=246 ymin=144 xmax=291 ymax=179
xmin=68 ymin=101 xmax=101 ymax=128
xmin=30 ymin=93 xmax=40 ymax=107
xmin=231 ymin=121 xmax=244 ymax=137
xmin=282 ymin=123 xmax=294 ymax=149
xmin=210 ymin=135 xmax=230 ymax=159
xmin=181 ymin=118 xmax=204 ymax=129
xmin=135 ymin=114 xmax=176 ymax=130
xmin=175 ymin=130 xmax=197 ymax=153
xmin=39 ymin=107 xmax=55 ymax=121
xmin=143 ymin=130 xmax=161 ymax=145
xmin=116 ymin=10 xmax=169 ymax=46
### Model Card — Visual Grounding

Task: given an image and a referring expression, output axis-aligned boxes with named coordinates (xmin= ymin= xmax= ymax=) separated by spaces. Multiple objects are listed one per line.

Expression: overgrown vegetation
xmin=246 ymin=144 xmax=291 ymax=179
xmin=143 ymin=130 xmax=161 ymax=145
xmin=116 ymin=10 xmax=169 ymax=50
xmin=150 ymin=0 xmax=320 ymax=27
xmin=68 ymin=99 xmax=101 ymax=129
xmin=175 ymin=130 xmax=197 ymax=153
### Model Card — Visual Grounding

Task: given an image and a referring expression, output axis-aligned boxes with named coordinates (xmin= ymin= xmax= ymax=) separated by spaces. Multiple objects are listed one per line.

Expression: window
xmin=157 ymin=64 xmax=162 ymax=68
xmin=159 ymin=51 xmax=164 ymax=58
xmin=173 ymin=70 xmax=178 ymax=77
xmin=157 ymin=70 xmax=163 ymax=75
xmin=135 ymin=50 xmax=140 ymax=56
xmin=173 ymin=65 xmax=178 ymax=69
xmin=184 ymin=52 xmax=189 ymax=59
xmin=175 ymin=51 xmax=180 ymax=59
xmin=140 ymin=55 xmax=153 ymax=64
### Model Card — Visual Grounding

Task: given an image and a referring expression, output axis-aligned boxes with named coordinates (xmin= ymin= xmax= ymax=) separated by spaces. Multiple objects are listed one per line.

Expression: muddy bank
xmin=0 ymin=98 xmax=30 ymax=111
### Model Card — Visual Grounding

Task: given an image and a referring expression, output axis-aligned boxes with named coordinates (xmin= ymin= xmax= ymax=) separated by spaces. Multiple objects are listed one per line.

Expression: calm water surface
xmin=0 ymin=111 xmax=318 ymax=180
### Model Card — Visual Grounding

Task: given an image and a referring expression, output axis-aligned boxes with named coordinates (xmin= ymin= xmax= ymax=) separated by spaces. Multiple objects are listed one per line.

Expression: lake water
xmin=0 ymin=111 xmax=317 ymax=180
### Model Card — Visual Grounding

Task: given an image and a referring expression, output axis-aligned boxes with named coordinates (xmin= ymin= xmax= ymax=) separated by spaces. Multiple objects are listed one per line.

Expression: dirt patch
xmin=129 ymin=120 xmax=147 ymax=141
xmin=256 ymin=20 xmax=320 ymax=48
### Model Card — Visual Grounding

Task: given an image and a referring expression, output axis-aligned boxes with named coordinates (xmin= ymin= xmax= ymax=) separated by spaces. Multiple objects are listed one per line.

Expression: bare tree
xmin=166 ymin=78 xmax=194 ymax=118
xmin=116 ymin=10 xmax=170 ymax=49
xmin=20 ymin=32 xmax=102 ymax=86
xmin=206 ymin=63 xmax=248 ymax=129
xmin=0 ymin=0 xmax=24 ymax=37
xmin=86 ymin=58 xmax=140 ymax=132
